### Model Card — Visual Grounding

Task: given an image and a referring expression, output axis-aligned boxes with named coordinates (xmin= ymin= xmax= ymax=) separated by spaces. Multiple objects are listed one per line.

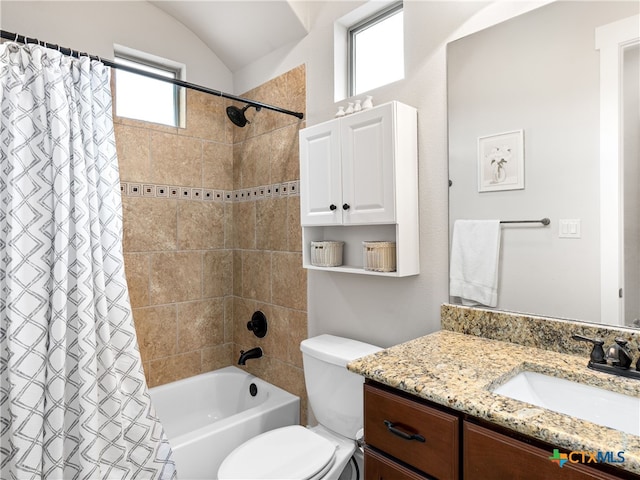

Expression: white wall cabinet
xmin=299 ymin=101 xmax=419 ymax=276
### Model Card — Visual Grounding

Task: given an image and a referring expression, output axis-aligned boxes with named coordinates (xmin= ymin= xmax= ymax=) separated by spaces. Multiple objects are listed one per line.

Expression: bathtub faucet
xmin=238 ymin=347 xmax=263 ymax=365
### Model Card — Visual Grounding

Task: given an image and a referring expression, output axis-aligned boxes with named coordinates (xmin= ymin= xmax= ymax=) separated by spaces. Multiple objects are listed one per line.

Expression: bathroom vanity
xmin=363 ymin=381 xmax=630 ymax=480
xmin=348 ymin=306 xmax=640 ymax=480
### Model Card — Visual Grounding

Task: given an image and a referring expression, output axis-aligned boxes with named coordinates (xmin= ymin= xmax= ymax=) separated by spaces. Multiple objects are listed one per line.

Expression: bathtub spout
xmin=238 ymin=347 xmax=263 ymax=365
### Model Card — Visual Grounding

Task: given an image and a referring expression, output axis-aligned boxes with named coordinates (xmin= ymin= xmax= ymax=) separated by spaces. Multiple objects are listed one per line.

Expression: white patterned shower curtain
xmin=0 ymin=43 xmax=176 ymax=479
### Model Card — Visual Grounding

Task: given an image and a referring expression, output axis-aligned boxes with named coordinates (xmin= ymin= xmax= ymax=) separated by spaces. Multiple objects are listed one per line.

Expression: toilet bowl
xmin=217 ymin=335 xmax=382 ymax=480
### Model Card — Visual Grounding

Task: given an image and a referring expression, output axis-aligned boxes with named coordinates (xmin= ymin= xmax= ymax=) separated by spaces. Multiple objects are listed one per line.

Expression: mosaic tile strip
xmin=120 ymin=181 xmax=300 ymax=202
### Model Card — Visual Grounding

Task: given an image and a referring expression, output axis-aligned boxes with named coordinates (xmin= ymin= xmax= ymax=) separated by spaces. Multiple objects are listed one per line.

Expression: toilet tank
xmin=300 ymin=334 xmax=382 ymax=440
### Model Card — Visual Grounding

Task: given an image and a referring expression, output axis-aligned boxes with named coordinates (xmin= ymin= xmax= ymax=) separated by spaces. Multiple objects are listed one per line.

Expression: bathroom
xmin=1 ymin=0 xmax=639 ymax=479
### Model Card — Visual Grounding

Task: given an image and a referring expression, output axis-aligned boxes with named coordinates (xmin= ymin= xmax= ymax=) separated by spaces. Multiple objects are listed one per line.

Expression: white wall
xmin=236 ymin=1 xmax=557 ymax=348
xmin=0 ymin=1 xmax=233 ymax=92
xmin=240 ymin=1 xmax=482 ymax=347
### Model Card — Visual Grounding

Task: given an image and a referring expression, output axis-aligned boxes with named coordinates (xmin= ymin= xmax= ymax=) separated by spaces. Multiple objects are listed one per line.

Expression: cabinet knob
xmin=329 ymin=204 xmax=337 ymax=211
xmin=342 ymin=203 xmax=351 ymax=210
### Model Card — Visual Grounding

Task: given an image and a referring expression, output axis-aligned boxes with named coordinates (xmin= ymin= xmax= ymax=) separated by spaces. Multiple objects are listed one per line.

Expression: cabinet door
xmin=364 ymin=447 xmax=430 ymax=480
xmin=464 ymin=422 xmax=623 ymax=480
xmin=341 ymin=103 xmax=395 ymax=224
xmin=299 ymin=121 xmax=342 ymax=226
xmin=365 ymin=384 xmax=459 ymax=480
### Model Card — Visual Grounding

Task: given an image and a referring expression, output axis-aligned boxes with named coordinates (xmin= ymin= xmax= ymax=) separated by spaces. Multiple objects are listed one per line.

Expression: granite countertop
xmin=347 ymin=330 xmax=640 ymax=476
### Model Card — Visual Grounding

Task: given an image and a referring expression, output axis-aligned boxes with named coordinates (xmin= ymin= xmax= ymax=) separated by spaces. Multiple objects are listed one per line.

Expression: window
xmin=349 ymin=2 xmax=404 ymax=96
xmin=114 ymin=47 xmax=184 ymax=127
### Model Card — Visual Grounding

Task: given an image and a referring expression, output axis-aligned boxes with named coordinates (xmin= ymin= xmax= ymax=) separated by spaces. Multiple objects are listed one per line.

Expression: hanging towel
xmin=450 ymin=220 xmax=501 ymax=307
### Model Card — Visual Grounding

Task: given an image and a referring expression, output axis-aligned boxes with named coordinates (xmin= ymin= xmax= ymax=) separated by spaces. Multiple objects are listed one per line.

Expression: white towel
xmin=449 ymin=220 xmax=501 ymax=307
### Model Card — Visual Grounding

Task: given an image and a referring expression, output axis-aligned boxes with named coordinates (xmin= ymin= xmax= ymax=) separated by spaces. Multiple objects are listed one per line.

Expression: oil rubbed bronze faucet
xmin=606 ymin=339 xmax=633 ymax=369
xmin=238 ymin=347 xmax=263 ymax=365
xmin=572 ymin=334 xmax=640 ymax=380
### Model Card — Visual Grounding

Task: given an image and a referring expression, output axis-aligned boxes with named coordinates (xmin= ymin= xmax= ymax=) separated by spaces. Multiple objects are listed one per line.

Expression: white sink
xmin=492 ymin=371 xmax=640 ymax=436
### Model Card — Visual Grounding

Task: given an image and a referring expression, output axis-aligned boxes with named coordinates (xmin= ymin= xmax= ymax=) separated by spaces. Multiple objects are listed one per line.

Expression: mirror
xmin=447 ymin=1 xmax=640 ymax=327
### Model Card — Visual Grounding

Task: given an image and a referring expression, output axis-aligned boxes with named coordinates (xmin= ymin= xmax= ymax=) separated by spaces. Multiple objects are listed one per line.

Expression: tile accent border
xmin=120 ymin=181 xmax=300 ymax=202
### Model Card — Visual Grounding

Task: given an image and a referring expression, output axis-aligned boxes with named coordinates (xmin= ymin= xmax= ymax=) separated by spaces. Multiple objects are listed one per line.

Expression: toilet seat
xmin=217 ymin=425 xmax=338 ymax=480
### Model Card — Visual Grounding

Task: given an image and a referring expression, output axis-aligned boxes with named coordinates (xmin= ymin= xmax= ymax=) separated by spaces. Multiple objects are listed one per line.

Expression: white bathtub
xmin=149 ymin=366 xmax=300 ymax=480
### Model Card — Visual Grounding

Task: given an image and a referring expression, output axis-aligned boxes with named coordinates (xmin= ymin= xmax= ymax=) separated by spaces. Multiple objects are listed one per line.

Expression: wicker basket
xmin=310 ymin=241 xmax=344 ymax=267
xmin=363 ymin=241 xmax=396 ymax=272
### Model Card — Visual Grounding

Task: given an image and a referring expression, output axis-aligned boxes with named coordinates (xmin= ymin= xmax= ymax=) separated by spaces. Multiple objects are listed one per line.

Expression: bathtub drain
xmin=249 ymin=383 xmax=258 ymax=397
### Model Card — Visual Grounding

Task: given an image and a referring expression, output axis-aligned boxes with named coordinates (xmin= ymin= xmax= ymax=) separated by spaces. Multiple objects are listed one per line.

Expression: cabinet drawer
xmin=364 ymin=383 xmax=459 ymax=480
xmin=364 ymin=447 xmax=430 ymax=480
xmin=464 ymin=422 xmax=622 ymax=480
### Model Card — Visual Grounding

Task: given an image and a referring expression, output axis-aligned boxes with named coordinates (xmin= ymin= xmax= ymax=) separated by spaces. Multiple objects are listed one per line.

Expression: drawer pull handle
xmin=383 ymin=420 xmax=425 ymax=442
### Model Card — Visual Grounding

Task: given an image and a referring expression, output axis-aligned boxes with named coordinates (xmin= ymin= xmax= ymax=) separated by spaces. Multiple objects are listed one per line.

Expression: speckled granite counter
xmin=348 ymin=330 xmax=640 ymax=476
xmin=441 ymin=303 xmax=640 ymax=357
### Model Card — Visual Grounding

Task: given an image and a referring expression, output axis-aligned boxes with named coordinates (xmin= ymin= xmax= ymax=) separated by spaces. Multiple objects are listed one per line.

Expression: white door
xmin=597 ymin=15 xmax=639 ymax=326
xmin=299 ymin=121 xmax=343 ymax=226
xmin=340 ymin=103 xmax=396 ymax=224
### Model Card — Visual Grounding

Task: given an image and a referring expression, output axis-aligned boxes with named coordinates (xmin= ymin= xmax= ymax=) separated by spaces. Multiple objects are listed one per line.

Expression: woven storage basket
xmin=363 ymin=241 xmax=396 ymax=272
xmin=310 ymin=241 xmax=344 ymax=267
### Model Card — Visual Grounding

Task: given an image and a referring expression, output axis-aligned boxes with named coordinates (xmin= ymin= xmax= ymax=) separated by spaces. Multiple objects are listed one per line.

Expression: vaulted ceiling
xmin=150 ymin=1 xmax=310 ymax=72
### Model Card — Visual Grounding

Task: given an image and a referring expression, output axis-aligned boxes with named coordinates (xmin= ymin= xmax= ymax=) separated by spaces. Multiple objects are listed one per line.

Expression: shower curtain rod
xmin=0 ymin=29 xmax=305 ymax=121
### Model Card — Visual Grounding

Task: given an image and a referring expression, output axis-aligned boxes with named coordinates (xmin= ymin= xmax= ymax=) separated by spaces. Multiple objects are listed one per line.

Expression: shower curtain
xmin=0 ymin=43 xmax=176 ymax=479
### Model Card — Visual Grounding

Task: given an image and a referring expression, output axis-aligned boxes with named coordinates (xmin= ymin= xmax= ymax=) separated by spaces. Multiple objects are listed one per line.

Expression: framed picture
xmin=477 ymin=130 xmax=524 ymax=192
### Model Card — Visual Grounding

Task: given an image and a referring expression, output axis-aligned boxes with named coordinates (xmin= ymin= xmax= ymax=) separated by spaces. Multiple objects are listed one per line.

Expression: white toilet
xmin=217 ymin=334 xmax=382 ymax=480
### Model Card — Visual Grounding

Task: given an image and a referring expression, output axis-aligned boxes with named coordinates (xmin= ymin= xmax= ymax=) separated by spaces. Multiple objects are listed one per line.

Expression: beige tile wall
xmin=114 ymin=80 xmax=235 ymax=387
xmin=113 ymin=65 xmax=308 ymax=422
xmin=230 ymin=65 xmax=308 ymax=423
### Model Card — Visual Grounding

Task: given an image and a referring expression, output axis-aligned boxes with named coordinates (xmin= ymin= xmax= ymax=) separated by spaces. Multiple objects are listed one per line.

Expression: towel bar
xmin=500 ymin=218 xmax=550 ymax=225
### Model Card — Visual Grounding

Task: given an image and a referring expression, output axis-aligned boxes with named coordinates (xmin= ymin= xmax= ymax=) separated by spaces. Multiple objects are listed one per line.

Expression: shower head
xmin=226 ymin=104 xmax=261 ymax=127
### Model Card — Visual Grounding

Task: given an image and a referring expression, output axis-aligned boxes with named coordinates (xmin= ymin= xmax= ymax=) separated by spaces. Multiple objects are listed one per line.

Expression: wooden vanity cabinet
xmin=364 ymin=447 xmax=430 ymax=480
xmin=463 ymin=422 xmax=622 ymax=480
xmin=364 ymin=382 xmax=459 ymax=480
xmin=364 ymin=380 xmax=636 ymax=480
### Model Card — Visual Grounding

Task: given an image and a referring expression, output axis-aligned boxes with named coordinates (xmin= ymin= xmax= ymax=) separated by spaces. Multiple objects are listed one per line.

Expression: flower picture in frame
xmin=477 ymin=130 xmax=524 ymax=192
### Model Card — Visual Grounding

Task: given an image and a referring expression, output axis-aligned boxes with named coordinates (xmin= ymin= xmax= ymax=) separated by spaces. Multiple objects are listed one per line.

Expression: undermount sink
xmin=491 ymin=371 xmax=640 ymax=436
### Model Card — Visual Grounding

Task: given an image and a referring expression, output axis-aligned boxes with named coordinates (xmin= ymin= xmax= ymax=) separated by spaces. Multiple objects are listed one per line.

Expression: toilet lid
xmin=218 ymin=425 xmax=337 ymax=480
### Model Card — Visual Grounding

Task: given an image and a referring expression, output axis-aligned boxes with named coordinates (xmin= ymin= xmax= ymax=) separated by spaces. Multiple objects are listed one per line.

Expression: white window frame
xmin=347 ymin=1 xmax=404 ymax=97
xmin=113 ymin=45 xmax=186 ymax=128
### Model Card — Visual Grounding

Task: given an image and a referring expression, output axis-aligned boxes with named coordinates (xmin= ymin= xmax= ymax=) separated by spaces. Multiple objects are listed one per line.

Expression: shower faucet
xmin=238 ymin=347 xmax=263 ymax=365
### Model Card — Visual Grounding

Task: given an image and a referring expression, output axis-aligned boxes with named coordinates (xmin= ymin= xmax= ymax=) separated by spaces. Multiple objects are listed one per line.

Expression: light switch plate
xmin=559 ymin=219 xmax=581 ymax=238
